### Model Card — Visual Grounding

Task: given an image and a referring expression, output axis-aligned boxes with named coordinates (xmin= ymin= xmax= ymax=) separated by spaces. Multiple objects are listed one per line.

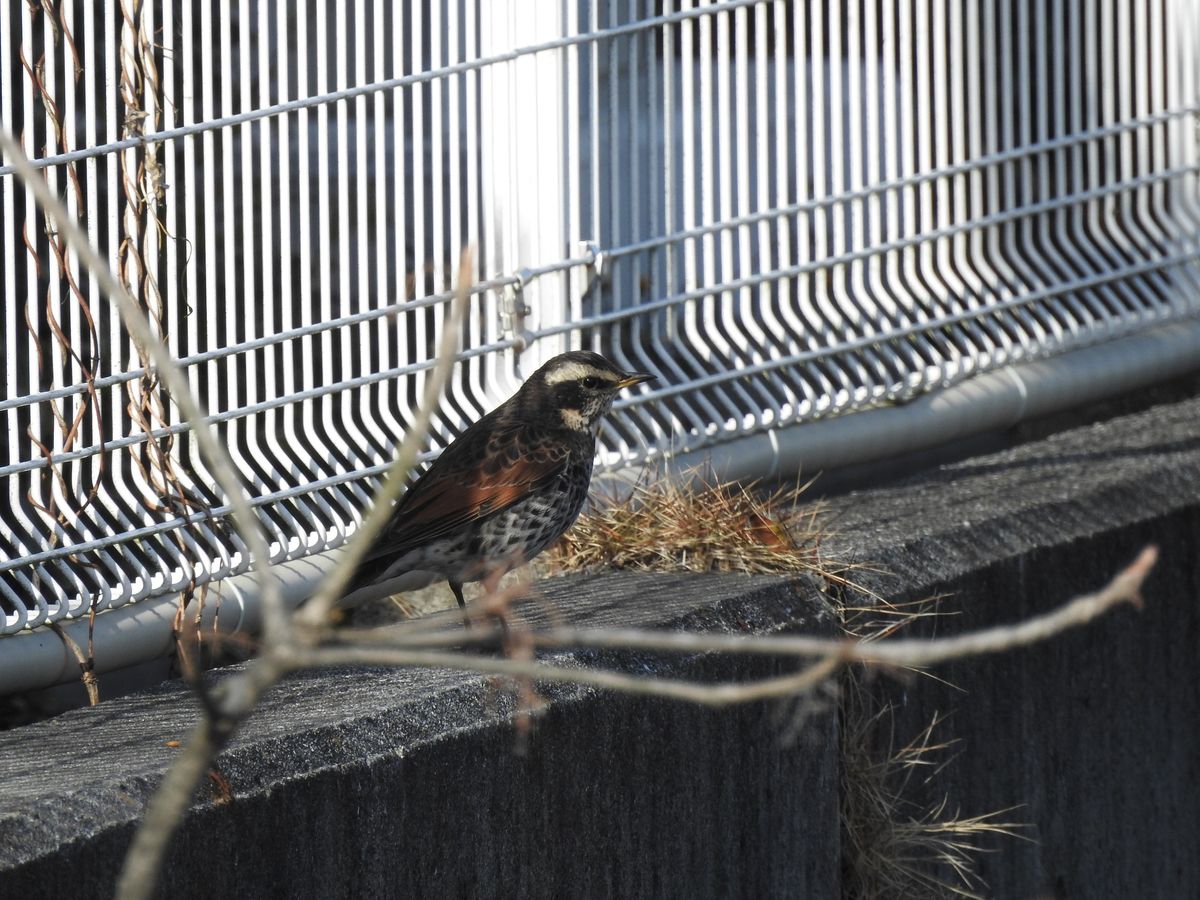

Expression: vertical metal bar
xmin=480 ymin=0 xmax=502 ymax=388
xmin=109 ymin=1 xmax=152 ymax=597
xmin=607 ymin=0 xmax=622 ymax=337
xmin=334 ymin=1 xmax=369 ymax=476
xmin=410 ymin=0 xmax=429 ymax=400
xmin=698 ymin=0 xmax=717 ymax=339
xmin=264 ymin=0 xmax=315 ymax=551
xmin=863 ymin=0 xmax=917 ymax=377
xmin=370 ymin=0 xmax=407 ymax=459
xmin=809 ymin=0 xmax=863 ymax=403
xmin=180 ymin=0 xmax=206 ymax=566
xmin=429 ymin=0 xmax=449 ymax=427
xmin=18 ymin=0 xmax=46 ymax=611
xmin=731 ymin=1 xmax=773 ymax=419
xmin=840 ymin=0 xmax=892 ymax=393
xmin=776 ymin=0 xmax=824 ymax=409
xmin=714 ymin=5 xmax=734 ymax=354
xmin=236 ymin=0 xmax=266 ymax=521
xmin=464 ymin=0 xmax=489 ymax=405
xmin=157 ymin=0 xmax=197 ymax=589
xmin=655 ymin=0 xmax=712 ymax=432
xmin=2 ymin=4 xmax=42 ymax=625
xmin=916 ymin=0 xmax=972 ymax=368
xmin=636 ymin=0 xmax=674 ymax=445
xmin=662 ymin=0 xmax=678 ymax=303
xmin=692 ymin=1 xmax=753 ymax=420
xmin=997 ymin=1 xmax=1060 ymax=343
xmin=296 ymin=0 xmax=336 ymax=529
xmin=352 ymin=0 xmax=382 ymax=457
xmin=392 ymin=0 xmax=412 ymax=420
xmin=0 ymin=0 xmax=18 ymax=585
xmin=673 ymin=1 xmax=741 ymax=423
xmin=1032 ymin=0 xmax=1092 ymax=333
xmin=566 ymin=0 xmax=582 ymax=270
xmin=964 ymin=0 xmax=1025 ymax=357
xmin=761 ymin=0 xmax=803 ymax=415
xmin=446 ymin=0 xmax=463 ymax=313
xmin=1130 ymin=0 xmax=1171 ymax=278
xmin=1064 ymin=0 xmax=1131 ymax=324
xmin=932 ymin=0 xmax=989 ymax=364
xmin=751 ymin=1 xmax=783 ymax=405
xmin=277 ymin=0 xmax=310 ymax=543
xmin=1167 ymin=0 xmax=1200 ymax=251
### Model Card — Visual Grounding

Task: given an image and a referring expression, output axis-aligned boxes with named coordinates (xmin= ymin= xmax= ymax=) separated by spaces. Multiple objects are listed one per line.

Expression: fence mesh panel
xmin=2 ymin=0 xmax=1199 ymax=632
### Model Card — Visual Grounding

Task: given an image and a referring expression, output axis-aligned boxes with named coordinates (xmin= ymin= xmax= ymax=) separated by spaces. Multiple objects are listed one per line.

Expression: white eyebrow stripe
xmin=543 ymin=361 xmax=619 ymax=386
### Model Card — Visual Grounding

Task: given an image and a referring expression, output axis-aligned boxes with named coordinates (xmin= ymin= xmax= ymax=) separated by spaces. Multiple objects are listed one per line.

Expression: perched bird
xmin=340 ymin=351 xmax=654 ymax=612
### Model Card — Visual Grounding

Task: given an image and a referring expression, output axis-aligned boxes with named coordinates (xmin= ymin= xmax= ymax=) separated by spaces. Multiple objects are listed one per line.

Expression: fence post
xmin=480 ymin=0 xmax=572 ymax=384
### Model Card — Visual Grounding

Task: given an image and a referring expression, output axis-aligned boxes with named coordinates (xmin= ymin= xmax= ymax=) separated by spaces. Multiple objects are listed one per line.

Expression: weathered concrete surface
xmin=0 ymin=575 xmax=842 ymax=900
xmin=828 ymin=392 xmax=1200 ymax=898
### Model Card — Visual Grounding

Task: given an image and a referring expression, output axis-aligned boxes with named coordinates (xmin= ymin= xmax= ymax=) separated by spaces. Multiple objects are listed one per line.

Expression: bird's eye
xmin=581 ymin=376 xmax=602 ymax=390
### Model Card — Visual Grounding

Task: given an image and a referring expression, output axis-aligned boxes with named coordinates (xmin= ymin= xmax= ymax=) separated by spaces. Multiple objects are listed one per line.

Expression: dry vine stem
xmin=0 ymin=127 xmax=286 ymax=644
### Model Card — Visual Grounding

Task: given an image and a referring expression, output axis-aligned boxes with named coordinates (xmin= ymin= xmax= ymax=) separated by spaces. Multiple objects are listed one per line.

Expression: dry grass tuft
xmin=839 ymin=678 xmax=1030 ymax=898
xmin=553 ymin=468 xmax=1028 ymax=896
xmin=550 ymin=470 xmax=846 ymax=581
xmin=839 ymin=592 xmax=1031 ymax=899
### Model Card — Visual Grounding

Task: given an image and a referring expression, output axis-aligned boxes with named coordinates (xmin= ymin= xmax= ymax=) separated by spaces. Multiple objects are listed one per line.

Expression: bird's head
xmin=523 ymin=351 xmax=655 ymax=434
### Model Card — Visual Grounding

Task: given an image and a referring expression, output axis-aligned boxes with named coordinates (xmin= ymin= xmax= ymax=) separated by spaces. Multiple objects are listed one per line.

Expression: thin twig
xmin=48 ymin=622 xmax=100 ymax=706
xmin=115 ymin=652 xmax=285 ymax=900
xmin=301 ymin=645 xmax=844 ymax=706
xmin=114 ymin=717 xmax=218 ymax=897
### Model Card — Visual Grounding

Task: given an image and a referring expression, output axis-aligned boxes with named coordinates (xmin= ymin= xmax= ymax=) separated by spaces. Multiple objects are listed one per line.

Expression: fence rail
xmin=2 ymin=0 xmax=1199 ymax=635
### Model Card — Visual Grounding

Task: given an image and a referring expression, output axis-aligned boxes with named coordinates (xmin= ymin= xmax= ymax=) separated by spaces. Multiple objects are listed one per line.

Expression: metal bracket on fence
xmin=578 ymin=240 xmax=607 ymax=290
xmin=499 ymin=268 xmax=534 ymax=353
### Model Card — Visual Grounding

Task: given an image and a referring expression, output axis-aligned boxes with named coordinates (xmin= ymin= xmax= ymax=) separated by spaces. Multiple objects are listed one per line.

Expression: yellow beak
xmin=615 ymin=372 xmax=656 ymax=389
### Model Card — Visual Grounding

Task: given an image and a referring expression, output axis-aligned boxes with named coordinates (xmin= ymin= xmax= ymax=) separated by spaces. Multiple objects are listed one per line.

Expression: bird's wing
xmin=362 ymin=421 xmax=570 ymax=561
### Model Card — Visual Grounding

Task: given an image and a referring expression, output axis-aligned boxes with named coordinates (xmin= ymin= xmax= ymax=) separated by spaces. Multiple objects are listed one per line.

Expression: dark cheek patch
xmin=555 ymin=383 xmax=583 ymax=411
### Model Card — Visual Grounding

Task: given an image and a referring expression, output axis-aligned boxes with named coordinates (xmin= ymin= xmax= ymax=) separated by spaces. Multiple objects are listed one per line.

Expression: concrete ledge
xmin=0 ymin=575 xmax=842 ymax=900
xmin=3 ymin=391 xmax=1200 ymax=897
xmin=823 ymin=392 xmax=1200 ymax=897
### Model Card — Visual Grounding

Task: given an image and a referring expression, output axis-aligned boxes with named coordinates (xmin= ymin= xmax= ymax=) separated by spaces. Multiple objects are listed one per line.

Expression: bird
xmin=340 ymin=350 xmax=654 ymax=615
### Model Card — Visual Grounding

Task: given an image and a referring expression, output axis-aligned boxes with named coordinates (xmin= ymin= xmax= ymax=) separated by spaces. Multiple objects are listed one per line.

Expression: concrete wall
xmin=828 ymin=392 xmax=1200 ymax=897
xmin=2 ymin=391 xmax=1199 ymax=898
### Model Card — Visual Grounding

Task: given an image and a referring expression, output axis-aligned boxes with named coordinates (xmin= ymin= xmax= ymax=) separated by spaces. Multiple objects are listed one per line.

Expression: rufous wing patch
xmin=366 ymin=437 xmax=569 ymax=558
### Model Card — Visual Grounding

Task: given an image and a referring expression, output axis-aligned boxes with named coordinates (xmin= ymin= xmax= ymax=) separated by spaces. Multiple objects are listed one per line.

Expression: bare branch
xmin=848 ymin=544 xmax=1156 ymax=668
xmin=114 ymin=718 xmax=218 ymax=898
xmin=112 ymin=248 xmax=474 ymax=900
xmin=329 ymin=545 xmax=1157 ymax=667
xmin=114 ymin=654 xmax=287 ymax=900
xmin=0 ymin=128 xmax=285 ymax=644
xmin=302 ymin=645 xmax=844 ymax=706
xmin=299 ymin=546 xmax=1155 ymax=708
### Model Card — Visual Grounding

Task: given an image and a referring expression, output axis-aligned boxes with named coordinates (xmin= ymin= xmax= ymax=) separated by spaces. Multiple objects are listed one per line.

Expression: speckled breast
xmin=476 ymin=450 xmax=595 ymax=567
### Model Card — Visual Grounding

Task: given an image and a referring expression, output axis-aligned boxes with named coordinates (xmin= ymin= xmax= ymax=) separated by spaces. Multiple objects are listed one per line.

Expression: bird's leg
xmin=449 ymin=580 xmax=470 ymax=629
xmin=450 ymin=577 xmax=511 ymax=640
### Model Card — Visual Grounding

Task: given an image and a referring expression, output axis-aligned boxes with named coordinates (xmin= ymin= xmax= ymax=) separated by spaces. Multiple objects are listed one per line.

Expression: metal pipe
xmin=666 ymin=318 xmax=1200 ymax=482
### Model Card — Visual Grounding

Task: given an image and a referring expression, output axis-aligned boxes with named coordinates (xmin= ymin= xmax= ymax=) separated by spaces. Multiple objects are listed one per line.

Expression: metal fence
xmin=2 ymin=0 xmax=1199 ymax=637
